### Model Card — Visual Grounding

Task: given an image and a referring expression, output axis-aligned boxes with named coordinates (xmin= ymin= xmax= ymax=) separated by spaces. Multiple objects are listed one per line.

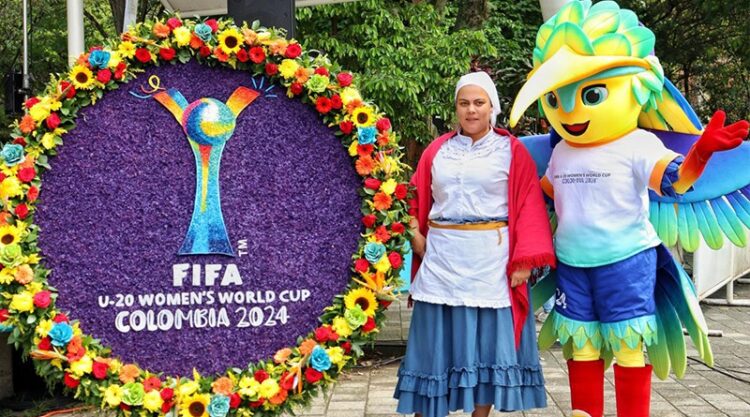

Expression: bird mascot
xmin=508 ymin=1 xmax=750 ymax=416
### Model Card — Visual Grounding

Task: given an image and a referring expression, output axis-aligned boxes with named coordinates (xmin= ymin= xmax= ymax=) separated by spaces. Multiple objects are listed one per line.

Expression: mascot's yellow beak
xmin=509 ymin=46 xmax=650 ymax=127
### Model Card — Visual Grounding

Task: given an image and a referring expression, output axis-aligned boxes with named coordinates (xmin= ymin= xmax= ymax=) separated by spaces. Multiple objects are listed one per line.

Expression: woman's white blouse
xmin=410 ymin=130 xmax=513 ymax=308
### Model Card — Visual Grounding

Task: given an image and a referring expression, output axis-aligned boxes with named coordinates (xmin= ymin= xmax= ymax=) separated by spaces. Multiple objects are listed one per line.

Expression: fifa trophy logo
xmin=154 ymin=87 xmax=258 ymax=256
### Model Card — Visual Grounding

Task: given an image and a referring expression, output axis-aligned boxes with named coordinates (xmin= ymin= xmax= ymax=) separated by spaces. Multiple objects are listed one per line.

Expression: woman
xmin=394 ymin=71 xmax=555 ymax=417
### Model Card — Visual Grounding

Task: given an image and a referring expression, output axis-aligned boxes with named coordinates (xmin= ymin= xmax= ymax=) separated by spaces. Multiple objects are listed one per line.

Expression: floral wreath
xmin=0 ymin=14 xmax=411 ymax=417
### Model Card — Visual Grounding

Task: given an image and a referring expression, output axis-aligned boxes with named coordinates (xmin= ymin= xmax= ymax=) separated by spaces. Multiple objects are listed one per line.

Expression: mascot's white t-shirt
xmin=546 ymin=128 xmax=678 ymax=267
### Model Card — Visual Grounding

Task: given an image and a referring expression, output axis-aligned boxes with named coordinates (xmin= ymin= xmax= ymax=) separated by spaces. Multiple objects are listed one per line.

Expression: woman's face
xmin=456 ymin=85 xmax=492 ymax=139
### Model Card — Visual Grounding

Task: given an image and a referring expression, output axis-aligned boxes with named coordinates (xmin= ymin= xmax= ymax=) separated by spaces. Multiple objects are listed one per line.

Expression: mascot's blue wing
xmin=648 ymin=130 xmax=750 ymax=251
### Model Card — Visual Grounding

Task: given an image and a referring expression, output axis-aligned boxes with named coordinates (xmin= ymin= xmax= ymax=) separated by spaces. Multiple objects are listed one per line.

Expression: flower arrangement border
xmin=0 ymin=14 xmax=411 ymax=417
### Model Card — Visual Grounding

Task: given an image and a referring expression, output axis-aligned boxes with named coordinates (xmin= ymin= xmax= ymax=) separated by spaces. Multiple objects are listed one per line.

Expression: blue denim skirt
xmin=394 ymin=301 xmax=546 ymax=417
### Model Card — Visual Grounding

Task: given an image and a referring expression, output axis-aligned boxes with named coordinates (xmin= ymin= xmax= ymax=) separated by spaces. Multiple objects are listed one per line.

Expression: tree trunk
xmin=453 ymin=0 xmax=489 ymax=30
xmin=109 ymin=0 xmax=126 ymax=34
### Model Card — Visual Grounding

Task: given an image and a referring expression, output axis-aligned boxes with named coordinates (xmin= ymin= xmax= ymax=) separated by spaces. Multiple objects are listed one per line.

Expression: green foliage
xmin=296 ymin=0 xmax=497 ymax=146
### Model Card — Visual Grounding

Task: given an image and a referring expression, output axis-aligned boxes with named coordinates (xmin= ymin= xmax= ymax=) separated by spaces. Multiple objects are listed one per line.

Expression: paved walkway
xmin=35 ymin=281 xmax=750 ymax=417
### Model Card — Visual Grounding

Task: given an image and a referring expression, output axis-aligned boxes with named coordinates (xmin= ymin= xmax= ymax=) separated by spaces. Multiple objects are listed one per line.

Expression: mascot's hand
xmin=696 ymin=110 xmax=749 ymax=157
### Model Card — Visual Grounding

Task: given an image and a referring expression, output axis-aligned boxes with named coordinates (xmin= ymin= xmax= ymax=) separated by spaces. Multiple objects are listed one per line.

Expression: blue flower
xmin=309 ymin=345 xmax=332 ymax=372
xmin=364 ymin=242 xmax=386 ymax=263
xmin=1 ymin=144 xmax=25 ymax=167
xmin=88 ymin=50 xmax=111 ymax=69
xmin=207 ymin=395 xmax=230 ymax=417
xmin=357 ymin=126 xmax=377 ymax=145
xmin=48 ymin=322 xmax=74 ymax=347
xmin=194 ymin=23 xmax=213 ymax=42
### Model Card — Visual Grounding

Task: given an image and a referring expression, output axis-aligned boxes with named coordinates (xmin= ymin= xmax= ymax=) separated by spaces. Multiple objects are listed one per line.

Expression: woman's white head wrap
xmin=454 ymin=71 xmax=501 ymax=126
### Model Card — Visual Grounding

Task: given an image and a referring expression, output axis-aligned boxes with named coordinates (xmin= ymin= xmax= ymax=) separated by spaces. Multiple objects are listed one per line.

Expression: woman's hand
xmin=411 ymin=232 xmax=426 ymax=259
xmin=510 ymin=269 xmax=531 ymax=288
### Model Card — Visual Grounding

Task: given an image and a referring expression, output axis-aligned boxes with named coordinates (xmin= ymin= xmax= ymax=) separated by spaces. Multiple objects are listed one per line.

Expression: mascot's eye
xmin=545 ymin=92 xmax=558 ymax=109
xmin=582 ymin=85 xmax=608 ymax=105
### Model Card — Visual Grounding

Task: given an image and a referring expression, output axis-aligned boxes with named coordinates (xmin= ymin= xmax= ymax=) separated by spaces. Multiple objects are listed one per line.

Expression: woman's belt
xmin=428 ymin=220 xmax=507 ymax=244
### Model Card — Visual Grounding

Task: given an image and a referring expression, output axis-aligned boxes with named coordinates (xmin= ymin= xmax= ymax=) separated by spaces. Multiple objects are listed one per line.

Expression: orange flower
xmin=190 ymin=34 xmax=204 ymax=49
xmin=66 ymin=336 xmax=86 ymax=361
xmin=294 ymin=67 xmax=311 ymax=84
xmin=273 ymin=348 xmax=293 ymax=364
xmin=298 ymin=339 xmax=318 ymax=356
xmin=214 ymin=47 xmax=229 ymax=62
xmin=119 ymin=363 xmax=140 ymax=383
xmin=152 ymin=22 xmax=171 ymax=38
xmin=211 ymin=376 xmax=234 ymax=395
xmin=269 ymin=389 xmax=288 ymax=405
xmin=346 ymin=99 xmax=364 ymax=114
xmin=14 ymin=265 xmax=34 ymax=284
xmin=19 ymin=156 xmax=35 ymax=170
xmin=373 ymin=192 xmax=393 ymax=211
xmin=0 ymin=212 xmax=11 ymax=226
xmin=242 ymin=28 xmax=257 ymax=45
xmin=268 ymin=40 xmax=288 ymax=56
xmin=19 ymin=114 xmax=35 ymax=134
xmin=355 ymin=156 xmax=375 ymax=176
xmin=377 ymin=132 xmax=390 ymax=147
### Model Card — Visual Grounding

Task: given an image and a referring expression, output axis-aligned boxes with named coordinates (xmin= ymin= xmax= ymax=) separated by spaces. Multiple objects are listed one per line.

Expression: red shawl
xmin=408 ymin=128 xmax=555 ymax=348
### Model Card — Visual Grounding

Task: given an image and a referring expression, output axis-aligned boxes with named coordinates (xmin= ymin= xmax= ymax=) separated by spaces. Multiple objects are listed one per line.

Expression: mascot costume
xmin=509 ymin=1 xmax=750 ymax=416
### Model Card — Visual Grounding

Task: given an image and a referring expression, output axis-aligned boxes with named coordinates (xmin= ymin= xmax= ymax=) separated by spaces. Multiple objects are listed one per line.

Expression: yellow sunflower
xmin=180 ymin=393 xmax=210 ymax=417
xmin=69 ymin=65 xmax=95 ymax=90
xmin=344 ymin=287 xmax=378 ymax=317
xmin=351 ymin=106 xmax=376 ymax=128
xmin=217 ymin=28 xmax=243 ymax=55
xmin=0 ymin=225 xmax=21 ymax=246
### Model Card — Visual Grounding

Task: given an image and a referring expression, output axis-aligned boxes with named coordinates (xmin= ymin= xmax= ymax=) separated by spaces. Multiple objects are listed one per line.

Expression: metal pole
xmin=22 ymin=0 xmax=29 ymax=99
xmin=67 ymin=0 xmax=85 ymax=68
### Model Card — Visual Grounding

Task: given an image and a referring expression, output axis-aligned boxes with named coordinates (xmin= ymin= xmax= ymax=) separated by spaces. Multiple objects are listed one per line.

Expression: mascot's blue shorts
xmin=554 ymin=247 xmax=656 ymax=324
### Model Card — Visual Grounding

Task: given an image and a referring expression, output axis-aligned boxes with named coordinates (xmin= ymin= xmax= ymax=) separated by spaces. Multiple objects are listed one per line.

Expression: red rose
xmin=328 ymin=330 xmax=339 ymax=341
xmin=92 ymin=361 xmax=109 ymax=379
xmin=96 ymin=69 xmax=112 ymax=84
xmin=376 ymin=117 xmax=392 ymax=132
xmin=63 ymin=373 xmax=80 ymax=389
xmin=249 ymin=399 xmax=265 ymax=408
xmin=357 ymin=144 xmax=374 ymax=157
xmin=339 ymin=120 xmax=354 ymax=135
xmin=205 ymin=19 xmax=218 ymax=32
xmin=314 ymin=67 xmax=329 ymax=76
xmin=379 ymin=299 xmax=393 ymax=309
xmin=314 ymin=326 xmax=331 ymax=343
xmin=33 ymin=291 xmax=51 ymax=308
xmin=249 ymin=46 xmax=266 ymax=64
xmin=53 ymin=313 xmax=69 ymax=323
xmin=18 ymin=167 xmax=35 ymax=183
xmin=27 ymin=186 xmax=39 ymax=202
xmin=13 ymin=137 xmax=26 ymax=147
xmin=388 ymin=252 xmax=403 ymax=269
xmin=38 ymin=337 xmax=52 ymax=350
xmin=285 ymin=43 xmax=302 ymax=58
xmin=114 ymin=62 xmax=127 ymax=80
xmin=341 ymin=341 xmax=352 ymax=354
xmin=236 ymin=48 xmax=250 ymax=63
xmin=364 ymin=178 xmax=381 ymax=190
xmin=159 ymin=47 xmax=176 ymax=61
xmin=119 ymin=404 xmax=131 ymax=412
xmin=254 ymin=369 xmax=269 ymax=382
xmin=167 ymin=17 xmax=182 ymax=29
xmin=143 ymin=376 xmax=162 ymax=392
xmin=14 ymin=204 xmax=28 ymax=219
xmin=59 ymin=81 xmax=76 ymax=99
xmin=199 ymin=46 xmax=211 ymax=58
xmin=375 ymin=225 xmax=390 ymax=243
xmin=362 ymin=316 xmax=376 ymax=332
xmin=304 ymin=367 xmax=323 ymax=383
xmin=160 ymin=388 xmax=174 ymax=401
xmin=0 ymin=308 xmax=8 ymax=322
xmin=361 ymin=214 xmax=377 ymax=228
xmin=24 ymin=97 xmax=40 ymax=109
xmin=161 ymin=401 xmax=174 ymax=414
xmin=315 ymin=96 xmax=332 ymax=114
xmin=229 ymin=393 xmax=241 ymax=409
xmin=337 ymin=72 xmax=353 ymax=87
xmin=330 ymin=94 xmax=343 ymax=110
xmin=290 ymin=82 xmax=303 ymax=96
xmin=391 ymin=222 xmax=405 ymax=234
xmin=45 ymin=113 xmax=61 ymax=130
xmin=354 ymin=258 xmax=369 ymax=273
xmin=265 ymin=62 xmax=279 ymax=76
xmin=279 ymin=371 xmax=295 ymax=391
xmin=394 ymin=184 xmax=408 ymax=200
xmin=135 ymin=48 xmax=152 ymax=63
